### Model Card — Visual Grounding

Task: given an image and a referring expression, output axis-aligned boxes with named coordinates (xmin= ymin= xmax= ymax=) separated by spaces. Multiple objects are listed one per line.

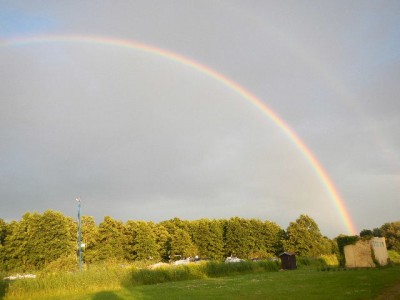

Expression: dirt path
xmin=375 ymin=282 xmax=400 ymax=300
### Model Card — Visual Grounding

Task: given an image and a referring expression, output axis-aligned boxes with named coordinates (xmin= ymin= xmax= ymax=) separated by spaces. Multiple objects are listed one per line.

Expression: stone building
xmin=370 ymin=237 xmax=388 ymax=266
xmin=344 ymin=237 xmax=388 ymax=268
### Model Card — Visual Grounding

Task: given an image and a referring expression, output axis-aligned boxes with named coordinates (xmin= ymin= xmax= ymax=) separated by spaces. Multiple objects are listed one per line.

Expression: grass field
xmin=2 ymin=262 xmax=400 ymax=299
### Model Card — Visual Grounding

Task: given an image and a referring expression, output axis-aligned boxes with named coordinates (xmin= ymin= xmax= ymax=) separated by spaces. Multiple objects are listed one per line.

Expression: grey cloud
xmin=1 ymin=1 xmax=400 ymax=237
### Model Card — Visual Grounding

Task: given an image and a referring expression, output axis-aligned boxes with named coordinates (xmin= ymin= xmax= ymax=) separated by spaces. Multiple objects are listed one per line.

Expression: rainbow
xmin=0 ymin=34 xmax=357 ymax=234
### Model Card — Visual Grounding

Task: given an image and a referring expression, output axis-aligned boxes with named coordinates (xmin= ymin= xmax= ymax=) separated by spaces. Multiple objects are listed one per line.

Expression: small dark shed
xmin=279 ymin=252 xmax=297 ymax=270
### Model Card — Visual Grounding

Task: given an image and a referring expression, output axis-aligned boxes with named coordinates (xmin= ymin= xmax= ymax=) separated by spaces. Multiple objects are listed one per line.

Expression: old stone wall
xmin=344 ymin=240 xmax=375 ymax=268
xmin=371 ymin=237 xmax=388 ymax=266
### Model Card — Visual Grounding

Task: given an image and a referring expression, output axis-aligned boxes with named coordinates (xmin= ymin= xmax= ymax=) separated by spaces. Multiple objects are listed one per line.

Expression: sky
xmin=1 ymin=1 xmax=399 ymax=237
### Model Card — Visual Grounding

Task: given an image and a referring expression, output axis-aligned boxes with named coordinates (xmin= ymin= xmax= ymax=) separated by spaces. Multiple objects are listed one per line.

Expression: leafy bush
xmin=129 ymin=265 xmax=205 ymax=285
xmin=42 ymin=255 xmax=78 ymax=273
xmin=336 ymin=235 xmax=359 ymax=266
xmin=296 ymin=256 xmax=338 ymax=268
xmin=204 ymin=260 xmax=279 ymax=277
xmin=127 ymin=260 xmax=279 ymax=285
xmin=388 ymin=250 xmax=400 ymax=264
xmin=319 ymin=254 xmax=339 ymax=266
xmin=204 ymin=261 xmax=253 ymax=277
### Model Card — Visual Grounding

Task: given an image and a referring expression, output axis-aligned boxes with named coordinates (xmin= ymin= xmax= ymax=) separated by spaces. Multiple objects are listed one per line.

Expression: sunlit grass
xmin=3 ymin=259 xmax=400 ymax=300
xmin=94 ymin=265 xmax=400 ymax=300
xmin=2 ymin=260 xmax=279 ymax=299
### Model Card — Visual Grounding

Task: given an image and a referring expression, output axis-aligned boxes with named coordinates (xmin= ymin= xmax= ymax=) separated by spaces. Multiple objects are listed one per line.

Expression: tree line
xmin=0 ymin=211 xmax=398 ymax=272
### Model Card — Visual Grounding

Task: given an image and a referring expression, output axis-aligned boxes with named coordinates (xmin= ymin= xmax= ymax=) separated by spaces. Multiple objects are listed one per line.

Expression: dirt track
xmin=375 ymin=282 xmax=400 ymax=300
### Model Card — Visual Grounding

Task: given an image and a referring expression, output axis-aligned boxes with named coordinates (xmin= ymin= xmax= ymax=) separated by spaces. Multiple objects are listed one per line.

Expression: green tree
xmin=283 ymin=214 xmax=328 ymax=256
xmin=0 ymin=219 xmax=7 ymax=271
xmin=360 ymin=229 xmax=373 ymax=238
xmin=224 ymin=217 xmax=255 ymax=258
xmin=263 ymin=220 xmax=285 ymax=255
xmin=191 ymin=219 xmax=224 ymax=260
xmin=97 ymin=216 xmax=126 ymax=261
xmin=223 ymin=218 xmax=284 ymax=259
xmin=160 ymin=218 xmax=190 ymax=235
xmin=81 ymin=216 xmax=99 ymax=263
xmin=372 ymin=227 xmax=382 ymax=237
xmin=380 ymin=221 xmax=400 ymax=252
xmin=247 ymin=219 xmax=285 ymax=258
xmin=3 ymin=211 xmax=75 ymax=271
xmin=0 ymin=219 xmax=7 ymax=246
xmin=169 ymin=228 xmax=197 ymax=259
xmin=133 ymin=222 xmax=160 ymax=261
xmin=124 ymin=220 xmax=138 ymax=261
xmin=3 ymin=213 xmax=37 ymax=271
xmin=152 ymin=224 xmax=170 ymax=261
xmin=125 ymin=221 xmax=160 ymax=261
xmin=38 ymin=210 xmax=76 ymax=266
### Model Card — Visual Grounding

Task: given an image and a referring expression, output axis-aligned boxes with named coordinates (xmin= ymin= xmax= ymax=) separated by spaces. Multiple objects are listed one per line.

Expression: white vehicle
xmin=225 ymin=256 xmax=243 ymax=263
xmin=173 ymin=258 xmax=191 ymax=265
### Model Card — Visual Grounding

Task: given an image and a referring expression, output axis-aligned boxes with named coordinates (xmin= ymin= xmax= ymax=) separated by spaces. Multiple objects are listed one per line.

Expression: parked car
xmin=225 ymin=256 xmax=243 ymax=263
xmin=172 ymin=258 xmax=191 ymax=265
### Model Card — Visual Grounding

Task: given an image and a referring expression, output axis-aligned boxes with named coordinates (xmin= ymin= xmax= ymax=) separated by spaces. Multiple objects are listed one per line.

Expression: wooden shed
xmin=279 ymin=252 xmax=297 ymax=270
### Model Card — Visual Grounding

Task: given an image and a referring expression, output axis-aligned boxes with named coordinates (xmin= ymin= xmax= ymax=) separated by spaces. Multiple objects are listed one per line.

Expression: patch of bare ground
xmin=375 ymin=282 xmax=400 ymax=300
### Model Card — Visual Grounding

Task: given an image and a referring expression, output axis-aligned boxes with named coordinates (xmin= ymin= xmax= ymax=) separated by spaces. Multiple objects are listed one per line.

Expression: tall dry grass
xmin=4 ymin=260 xmax=280 ymax=299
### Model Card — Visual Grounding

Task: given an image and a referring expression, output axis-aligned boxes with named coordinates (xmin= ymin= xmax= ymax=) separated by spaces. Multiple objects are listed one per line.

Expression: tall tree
xmin=124 ymin=220 xmax=138 ymax=261
xmin=224 ymin=217 xmax=255 ymax=258
xmin=0 ymin=219 xmax=7 ymax=270
xmin=81 ymin=216 xmax=99 ymax=263
xmin=0 ymin=219 xmax=7 ymax=246
xmin=380 ymin=221 xmax=400 ymax=252
xmin=152 ymin=224 xmax=170 ymax=261
xmin=133 ymin=221 xmax=160 ymax=261
xmin=97 ymin=216 xmax=126 ymax=261
xmin=3 ymin=211 xmax=75 ymax=271
xmin=125 ymin=221 xmax=160 ymax=261
xmin=160 ymin=218 xmax=190 ymax=235
xmin=263 ymin=220 xmax=285 ymax=255
xmin=191 ymin=219 xmax=224 ymax=260
xmin=38 ymin=210 xmax=76 ymax=265
xmin=360 ymin=229 xmax=373 ymax=238
xmin=283 ymin=214 xmax=328 ymax=256
xmin=169 ymin=228 xmax=197 ymax=259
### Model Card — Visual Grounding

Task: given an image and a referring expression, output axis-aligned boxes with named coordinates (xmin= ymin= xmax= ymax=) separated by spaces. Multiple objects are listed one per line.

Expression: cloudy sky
xmin=1 ymin=1 xmax=399 ymax=237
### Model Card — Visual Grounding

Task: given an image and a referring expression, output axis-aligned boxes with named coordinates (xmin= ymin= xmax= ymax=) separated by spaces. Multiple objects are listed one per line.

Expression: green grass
xmin=3 ymin=262 xmax=400 ymax=300
xmin=85 ymin=266 xmax=400 ymax=300
xmin=127 ymin=260 xmax=279 ymax=286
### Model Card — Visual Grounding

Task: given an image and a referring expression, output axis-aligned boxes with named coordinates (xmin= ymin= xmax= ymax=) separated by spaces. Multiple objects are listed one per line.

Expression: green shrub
xmin=127 ymin=260 xmax=279 ymax=285
xmin=319 ymin=254 xmax=339 ymax=266
xmin=129 ymin=265 xmax=205 ymax=285
xmin=315 ymin=255 xmax=340 ymax=271
xmin=336 ymin=235 xmax=359 ymax=267
xmin=297 ymin=257 xmax=332 ymax=268
xmin=204 ymin=261 xmax=253 ymax=277
xmin=256 ymin=260 xmax=280 ymax=272
xmin=42 ymin=255 xmax=78 ymax=273
xmin=203 ymin=260 xmax=278 ymax=277
xmin=388 ymin=250 xmax=400 ymax=264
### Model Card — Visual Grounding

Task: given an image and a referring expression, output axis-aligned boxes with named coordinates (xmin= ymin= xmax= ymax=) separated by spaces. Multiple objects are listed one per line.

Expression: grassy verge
xmin=90 ymin=265 xmax=400 ymax=300
xmin=3 ymin=263 xmax=128 ymax=300
xmin=3 ymin=260 xmax=279 ymax=299
xmin=3 ymin=260 xmax=400 ymax=300
xmin=128 ymin=260 xmax=279 ymax=285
